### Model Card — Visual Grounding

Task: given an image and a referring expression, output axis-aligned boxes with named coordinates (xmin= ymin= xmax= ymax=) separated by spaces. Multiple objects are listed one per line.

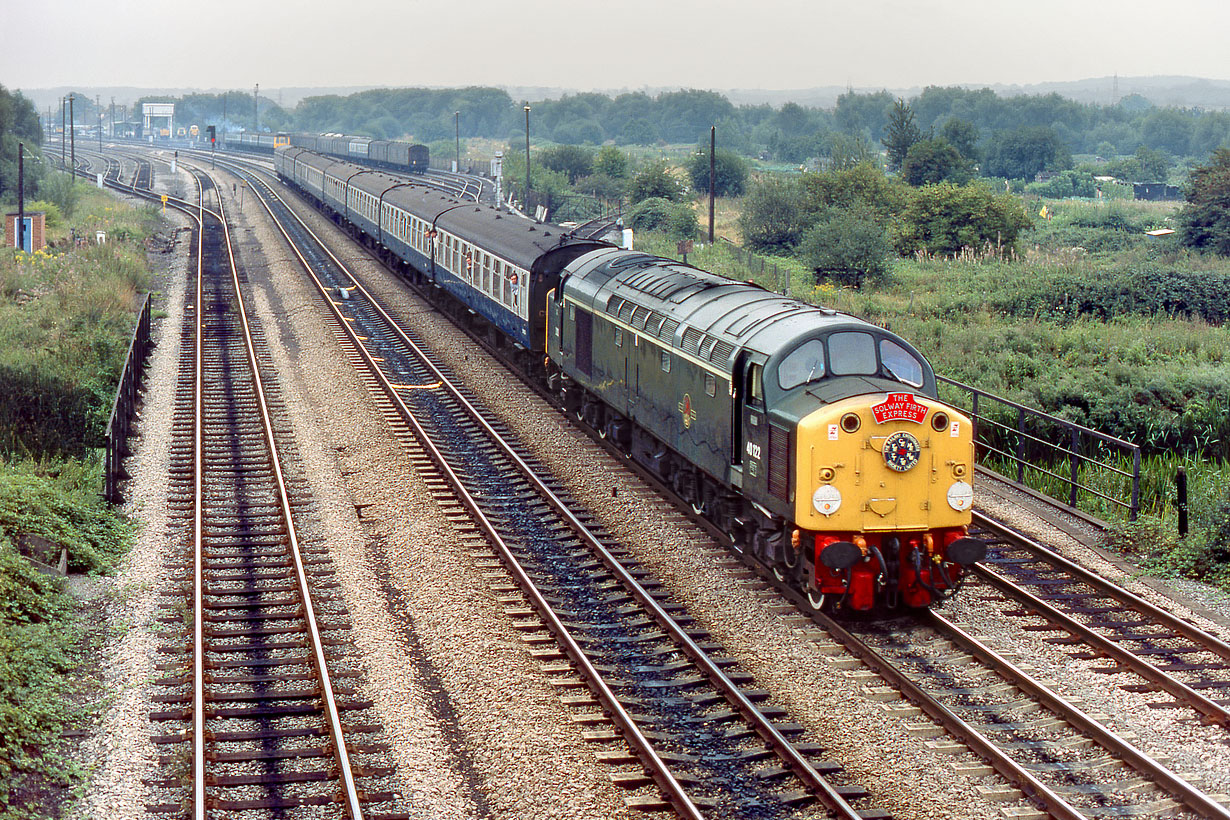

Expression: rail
xmin=938 ymin=375 xmax=1141 ymax=521
xmin=104 ymin=293 xmax=152 ymax=503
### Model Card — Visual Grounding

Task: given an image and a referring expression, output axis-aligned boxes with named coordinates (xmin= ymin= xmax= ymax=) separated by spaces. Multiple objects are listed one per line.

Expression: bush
xmin=20 ymin=201 xmax=62 ymax=230
xmin=892 ymin=181 xmax=1032 ymax=257
xmin=35 ymin=174 xmax=79 ymax=220
xmin=1026 ymin=170 xmax=1098 ymax=199
xmin=628 ymin=197 xmax=697 ymax=240
xmin=797 ymin=206 xmax=892 ymax=288
xmin=799 ymin=162 xmax=906 ymax=223
xmin=627 ymin=161 xmax=684 ymax=204
xmin=738 ymin=175 xmax=810 ymax=253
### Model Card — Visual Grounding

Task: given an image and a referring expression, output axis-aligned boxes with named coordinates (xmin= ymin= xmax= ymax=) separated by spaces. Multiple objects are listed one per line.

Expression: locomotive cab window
xmin=880 ymin=339 xmax=925 ymax=387
xmin=777 ymin=339 xmax=826 ymax=390
xmin=828 ymin=331 xmax=878 ymax=377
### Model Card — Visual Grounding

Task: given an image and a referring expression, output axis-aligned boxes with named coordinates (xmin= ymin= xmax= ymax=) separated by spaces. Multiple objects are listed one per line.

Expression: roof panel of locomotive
xmin=570 ymin=248 xmax=879 ymax=366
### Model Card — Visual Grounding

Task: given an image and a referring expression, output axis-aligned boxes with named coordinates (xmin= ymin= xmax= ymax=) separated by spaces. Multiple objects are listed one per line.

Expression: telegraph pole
xmin=61 ymin=98 xmax=66 ymax=171
xmin=708 ymin=125 xmax=716 ymax=243
xmin=455 ymin=111 xmax=460 ymax=173
xmin=69 ymin=93 xmax=75 ymax=173
xmin=17 ymin=143 xmax=25 ymax=252
xmin=524 ymin=105 xmax=531 ymax=209
xmin=110 ymin=97 xmax=115 ymax=138
xmin=254 ymin=83 xmax=259 ymax=131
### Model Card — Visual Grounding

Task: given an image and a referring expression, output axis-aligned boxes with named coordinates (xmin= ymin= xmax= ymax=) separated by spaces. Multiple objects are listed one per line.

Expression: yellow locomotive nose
xmin=794 ymin=393 xmax=975 ymax=534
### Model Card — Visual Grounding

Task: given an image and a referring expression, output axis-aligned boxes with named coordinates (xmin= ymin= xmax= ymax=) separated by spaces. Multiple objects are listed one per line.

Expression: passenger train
xmin=274 ymin=145 xmax=987 ymax=613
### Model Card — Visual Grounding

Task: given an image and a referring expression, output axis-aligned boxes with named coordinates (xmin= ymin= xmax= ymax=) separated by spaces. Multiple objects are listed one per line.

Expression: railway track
xmin=216 ymin=159 xmax=892 ymax=819
xmin=88 ymin=154 xmax=407 ymax=818
xmin=102 ymin=144 xmax=1230 ymax=818
xmin=968 ymin=511 xmax=1230 ymax=728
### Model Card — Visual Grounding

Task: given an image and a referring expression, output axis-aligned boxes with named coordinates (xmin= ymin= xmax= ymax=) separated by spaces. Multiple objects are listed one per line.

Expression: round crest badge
xmin=883 ymin=431 xmax=922 ymax=472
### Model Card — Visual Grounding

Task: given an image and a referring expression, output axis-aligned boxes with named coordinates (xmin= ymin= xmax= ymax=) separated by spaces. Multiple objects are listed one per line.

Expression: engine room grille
xmin=768 ymin=424 xmax=791 ymax=501
xmin=682 ymin=327 xmax=704 ymax=355
xmin=709 ymin=340 xmax=736 ymax=363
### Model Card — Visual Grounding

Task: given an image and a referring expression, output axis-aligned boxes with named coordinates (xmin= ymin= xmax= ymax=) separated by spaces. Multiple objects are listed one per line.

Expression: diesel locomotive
xmin=274 ymin=146 xmax=986 ymax=613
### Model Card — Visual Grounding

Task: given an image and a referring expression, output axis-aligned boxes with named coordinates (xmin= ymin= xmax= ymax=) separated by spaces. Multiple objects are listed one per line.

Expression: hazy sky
xmin=5 ymin=0 xmax=1230 ymax=94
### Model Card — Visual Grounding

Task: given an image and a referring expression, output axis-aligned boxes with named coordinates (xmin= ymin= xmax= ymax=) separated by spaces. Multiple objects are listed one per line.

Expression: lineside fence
xmin=937 ymin=376 xmax=1141 ymax=522
xmin=104 ymin=293 xmax=153 ymax=504
xmin=720 ymin=238 xmax=792 ymax=295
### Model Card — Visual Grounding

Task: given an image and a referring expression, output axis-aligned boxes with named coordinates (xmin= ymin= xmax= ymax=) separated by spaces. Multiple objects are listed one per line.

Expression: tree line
xmin=125 ymin=83 xmax=1230 ymax=174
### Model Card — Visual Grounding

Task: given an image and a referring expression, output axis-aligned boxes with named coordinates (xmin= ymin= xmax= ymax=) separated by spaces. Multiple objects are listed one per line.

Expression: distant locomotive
xmin=274 ymin=146 xmax=986 ymax=613
xmin=225 ymin=131 xmax=291 ymax=152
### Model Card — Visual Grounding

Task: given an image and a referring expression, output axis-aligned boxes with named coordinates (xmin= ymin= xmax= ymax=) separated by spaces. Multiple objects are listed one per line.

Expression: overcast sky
xmin=5 ymin=0 xmax=1230 ymax=95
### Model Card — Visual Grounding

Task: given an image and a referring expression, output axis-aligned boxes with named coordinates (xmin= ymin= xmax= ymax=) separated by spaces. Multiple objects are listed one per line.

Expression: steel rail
xmin=973 ymin=511 xmax=1230 ymax=663
xmin=972 ymin=561 xmax=1230 ymax=726
xmin=93 ymin=149 xmax=366 ymax=818
xmin=235 ymin=167 xmax=708 ymax=819
xmin=815 ymin=611 xmax=1090 ymax=820
xmin=188 ymin=164 xmax=366 ymax=820
xmin=237 ymin=161 xmax=867 ymax=815
xmin=926 ymin=609 xmax=1230 ymax=820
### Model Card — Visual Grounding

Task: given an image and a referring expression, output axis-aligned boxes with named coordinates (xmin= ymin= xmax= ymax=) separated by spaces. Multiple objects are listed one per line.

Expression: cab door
xmin=733 ymin=353 xmax=770 ymax=498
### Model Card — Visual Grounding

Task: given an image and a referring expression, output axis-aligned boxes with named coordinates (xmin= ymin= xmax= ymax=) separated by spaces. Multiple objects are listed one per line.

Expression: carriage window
xmin=777 ymin=339 xmax=826 ymax=390
xmin=880 ymin=339 xmax=925 ymax=387
xmin=828 ymin=332 xmax=878 ymax=376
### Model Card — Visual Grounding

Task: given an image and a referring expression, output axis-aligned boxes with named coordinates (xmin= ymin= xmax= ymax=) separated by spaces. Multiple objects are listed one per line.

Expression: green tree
xmin=686 ymin=146 xmax=749 ymax=197
xmin=737 ymin=176 xmax=810 ymax=253
xmin=901 ymin=138 xmax=971 ymax=186
xmin=983 ymin=126 xmax=1072 ymax=180
xmin=593 ymin=145 xmax=629 ymax=179
xmin=823 ymin=132 xmax=877 ymax=170
xmin=628 ymin=161 xmax=685 ymax=204
xmin=1179 ymin=148 xmax=1230 ymax=255
xmin=1134 ymin=145 xmax=1172 ymax=181
xmin=0 ymin=85 xmax=43 ymax=202
xmin=939 ymin=117 xmax=980 ymax=163
xmin=539 ymin=144 xmax=594 ymax=183
xmin=882 ymin=98 xmax=923 ymax=171
xmin=797 ymin=206 xmax=892 ymax=288
xmin=891 ymin=182 xmax=1032 ymax=256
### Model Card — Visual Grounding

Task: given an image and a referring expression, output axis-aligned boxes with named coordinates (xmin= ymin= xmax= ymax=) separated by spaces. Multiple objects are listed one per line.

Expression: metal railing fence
xmin=104 ymin=293 xmax=152 ymax=503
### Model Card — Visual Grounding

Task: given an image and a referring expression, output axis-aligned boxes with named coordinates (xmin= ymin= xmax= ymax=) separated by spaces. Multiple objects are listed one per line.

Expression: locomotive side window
xmin=660 ymin=351 xmax=671 ymax=373
xmin=777 ymin=339 xmax=826 ymax=390
xmin=748 ymin=363 xmax=765 ymax=407
xmin=828 ymin=331 xmax=878 ymax=376
xmin=705 ymin=373 xmax=717 ymax=397
xmin=614 ymin=328 xmax=623 ymax=347
xmin=880 ymin=339 xmax=925 ymax=387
